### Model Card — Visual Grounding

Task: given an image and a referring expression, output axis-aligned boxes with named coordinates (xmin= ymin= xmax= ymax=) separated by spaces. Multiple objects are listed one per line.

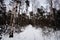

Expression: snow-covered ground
xmin=1 ymin=25 xmax=60 ymax=40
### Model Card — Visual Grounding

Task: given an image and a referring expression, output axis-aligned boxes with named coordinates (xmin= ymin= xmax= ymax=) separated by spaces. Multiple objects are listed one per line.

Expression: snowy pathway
xmin=1 ymin=25 xmax=60 ymax=40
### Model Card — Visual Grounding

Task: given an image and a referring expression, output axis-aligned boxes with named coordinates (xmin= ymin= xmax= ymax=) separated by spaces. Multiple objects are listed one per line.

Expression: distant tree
xmin=0 ymin=0 xmax=6 ymax=25
xmin=7 ymin=10 xmax=12 ymax=25
xmin=30 ymin=11 xmax=33 ymax=16
xmin=0 ymin=0 xmax=4 ymax=4
xmin=46 ymin=0 xmax=53 ymax=15
xmin=55 ymin=9 xmax=60 ymax=30
xmin=54 ymin=0 xmax=60 ymax=9
xmin=47 ymin=0 xmax=56 ymax=22
xmin=25 ymin=0 xmax=30 ymax=13
xmin=37 ymin=8 xmax=45 ymax=16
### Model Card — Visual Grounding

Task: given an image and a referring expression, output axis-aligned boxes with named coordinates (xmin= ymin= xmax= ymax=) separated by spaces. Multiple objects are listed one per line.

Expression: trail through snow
xmin=1 ymin=25 xmax=60 ymax=40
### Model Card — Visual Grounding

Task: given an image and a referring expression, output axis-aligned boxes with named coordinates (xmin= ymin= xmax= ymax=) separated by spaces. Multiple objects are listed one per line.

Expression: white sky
xmin=4 ymin=0 xmax=49 ymax=12
xmin=4 ymin=0 xmax=60 ymax=13
xmin=5 ymin=0 xmax=46 ymax=10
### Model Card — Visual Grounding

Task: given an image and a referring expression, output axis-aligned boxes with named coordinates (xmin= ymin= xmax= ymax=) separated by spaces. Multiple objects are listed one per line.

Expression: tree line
xmin=0 ymin=0 xmax=60 ymax=30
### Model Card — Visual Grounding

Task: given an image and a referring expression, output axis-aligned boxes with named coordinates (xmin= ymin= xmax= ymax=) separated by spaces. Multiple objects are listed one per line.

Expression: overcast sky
xmin=4 ymin=0 xmax=50 ymax=12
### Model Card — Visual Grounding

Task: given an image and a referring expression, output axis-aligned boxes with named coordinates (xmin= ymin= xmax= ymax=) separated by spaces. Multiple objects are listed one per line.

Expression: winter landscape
xmin=0 ymin=0 xmax=60 ymax=40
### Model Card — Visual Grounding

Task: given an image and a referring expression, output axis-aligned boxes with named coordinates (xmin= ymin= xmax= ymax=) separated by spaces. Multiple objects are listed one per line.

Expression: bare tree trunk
xmin=10 ymin=2 xmax=18 ymax=33
xmin=26 ymin=5 xmax=28 ymax=14
xmin=50 ymin=0 xmax=55 ymax=20
xmin=18 ymin=4 xmax=21 ymax=25
xmin=50 ymin=0 xmax=53 ymax=15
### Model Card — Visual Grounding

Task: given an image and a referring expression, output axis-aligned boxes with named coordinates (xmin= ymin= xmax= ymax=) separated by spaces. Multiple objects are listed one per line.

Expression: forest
xmin=0 ymin=0 xmax=60 ymax=37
